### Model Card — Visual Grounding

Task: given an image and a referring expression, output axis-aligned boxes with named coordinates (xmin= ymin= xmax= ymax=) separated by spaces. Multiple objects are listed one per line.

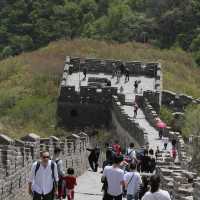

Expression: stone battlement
xmin=143 ymin=98 xmax=200 ymax=200
xmin=0 ymin=132 xmax=89 ymax=200
xmin=68 ymin=57 xmax=159 ymax=77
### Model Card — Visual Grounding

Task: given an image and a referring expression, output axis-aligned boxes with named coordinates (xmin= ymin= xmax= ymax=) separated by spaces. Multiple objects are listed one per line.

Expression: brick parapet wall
xmin=67 ymin=57 xmax=158 ymax=77
xmin=162 ymin=90 xmax=200 ymax=112
xmin=111 ymin=96 xmax=145 ymax=148
xmin=0 ymin=132 xmax=89 ymax=200
xmin=143 ymin=98 xmax=200 ymax=199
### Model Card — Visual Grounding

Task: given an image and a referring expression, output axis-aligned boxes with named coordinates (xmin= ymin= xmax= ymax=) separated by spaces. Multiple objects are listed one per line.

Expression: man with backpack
xmin=125 ymin=143 xmax=137 ymax=164
xmin=28 ymin=151 xmax=59 ymax=200
xmin=53 ymin=147 xmax=66 ymax=200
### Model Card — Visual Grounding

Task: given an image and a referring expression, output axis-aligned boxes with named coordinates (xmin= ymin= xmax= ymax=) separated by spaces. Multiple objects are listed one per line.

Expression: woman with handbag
xmin=124 ymin=163 xmax=142 ymax=200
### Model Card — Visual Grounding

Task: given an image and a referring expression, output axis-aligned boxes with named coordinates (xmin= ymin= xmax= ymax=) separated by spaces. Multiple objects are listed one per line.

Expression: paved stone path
xmin=66 ymin=73 xmax=173 ymax=199
xmin=122 ymin=105 xmax=172 ymax=152
xmin=74 ymin=170 xmax=103 ymax=200
xmin=67 ymin=72 xmax=155 ymax=102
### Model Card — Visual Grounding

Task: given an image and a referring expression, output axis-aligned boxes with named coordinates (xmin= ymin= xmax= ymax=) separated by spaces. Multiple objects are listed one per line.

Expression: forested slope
xmin=0 ymin=39 xmax=200 ymax=138
xmin=1 ymin=0 xmax=200 ymax=64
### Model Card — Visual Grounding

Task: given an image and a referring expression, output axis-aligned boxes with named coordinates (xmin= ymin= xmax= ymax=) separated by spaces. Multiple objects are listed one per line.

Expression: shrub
xmin=182 ymin=104 xmax=200 ymax=138
xmin=160 ymin=106 xmax=173 ymax=126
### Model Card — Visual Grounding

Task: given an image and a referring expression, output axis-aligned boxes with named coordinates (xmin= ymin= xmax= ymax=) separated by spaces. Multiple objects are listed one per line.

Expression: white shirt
xmin=127 ymin=148 xmax=136 ymax=160
xmin=29 ymin=160 xmax=59 ymax=195
xmin=103 ymin=166 xmax=124 ymax=196
xmin=124 ymin=171 xmax=142 ymax=195
xmin=142 ymin=189 xmax=171 ymax=200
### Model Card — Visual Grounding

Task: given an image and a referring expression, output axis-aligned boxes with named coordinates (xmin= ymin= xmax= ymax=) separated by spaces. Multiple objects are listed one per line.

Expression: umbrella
xmin=156 ymin=121 xmax=166 ymax=128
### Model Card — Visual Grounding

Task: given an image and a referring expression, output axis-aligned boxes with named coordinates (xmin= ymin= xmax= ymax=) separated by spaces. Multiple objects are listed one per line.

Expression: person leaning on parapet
xmin=53 ymin=147 xmax=66 ymax=200
xmin=28 ymin=150 xmax=59 ymax=200
xmin=142 ymin=174 xmax=171 ymax=200
xmin=87 ymin=145 xmax=100 ymax=172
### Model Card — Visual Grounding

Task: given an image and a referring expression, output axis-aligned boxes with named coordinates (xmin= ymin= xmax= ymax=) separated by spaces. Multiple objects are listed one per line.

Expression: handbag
xmin=123 ymin=173 xmax=135 ymax=198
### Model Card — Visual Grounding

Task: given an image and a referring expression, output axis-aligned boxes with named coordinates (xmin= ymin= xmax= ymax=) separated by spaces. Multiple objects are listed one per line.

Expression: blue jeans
xmin=127 ymin=194 xmax=138 ymax=200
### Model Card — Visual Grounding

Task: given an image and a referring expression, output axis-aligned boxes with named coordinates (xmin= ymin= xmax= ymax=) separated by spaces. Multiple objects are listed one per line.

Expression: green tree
xmin=2 ymin=46 xmax=13 ymax=58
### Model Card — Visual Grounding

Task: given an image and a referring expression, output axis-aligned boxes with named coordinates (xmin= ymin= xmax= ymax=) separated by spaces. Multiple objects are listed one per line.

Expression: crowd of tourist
xmin=27 ymin=139 xmax=174 ymax=200
xmin=101 ymin=141 xmax=172 ymax=200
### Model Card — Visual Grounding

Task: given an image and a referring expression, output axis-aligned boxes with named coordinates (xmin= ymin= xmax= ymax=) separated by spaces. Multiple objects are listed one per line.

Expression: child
xmin=62 ymin=168 xmax=77 ymax=200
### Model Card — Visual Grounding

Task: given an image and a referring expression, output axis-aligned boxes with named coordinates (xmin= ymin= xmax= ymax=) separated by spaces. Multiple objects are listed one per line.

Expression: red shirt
xmin=112 ymin=144 xmax=122 ymax=156
xmin=63 ymin=176 xmax=77 ymax=189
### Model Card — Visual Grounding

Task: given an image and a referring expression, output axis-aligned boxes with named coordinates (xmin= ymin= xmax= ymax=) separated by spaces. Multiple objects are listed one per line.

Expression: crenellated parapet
xmin=0 ymin=132 xmax=89 ymax=200
xmin=142 ymin=98 xmax=200 ymax=199
xmin=67 ymin=57 xmax=159 ymax=77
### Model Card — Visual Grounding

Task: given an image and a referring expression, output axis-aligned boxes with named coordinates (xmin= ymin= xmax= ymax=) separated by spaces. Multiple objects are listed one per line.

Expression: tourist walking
xmin=172 ymin=146 xmax=177 ymax=161
xmin=155 ymin=146 xmax=160 ymax=161
xmin=124 ymin=163 xmax=142 ymax=200
xmin=116 ymin=68 xmax=121 ymax=83
xmin=125 ymin=143 xmax=137 ymax=164
xmin=140 ymin=150 xmax=150 ymax=173
xmin=87 ymin=146 xmax=100 ymax=172
xmin=138 ymin=176 xmax=149 ymax=200
xmin=134 ymin=81 xmax=139 ymax=93
xmin=28 ymin=150 xmax=59 ymax=200
xmin=142 ymin=174 xmax=171 ymax=200
xmin=62 ymin=168 xmax=77 ymax=200
xmin=102 ymin=143 xmax=115 ymax=170
xmin=120 ymin=63 xmax=125 ymax=75
xmin=133 ymin=103 xmax=139 ymax=118
xmin=83 ymin=67 xmax=87 ymax=80
xmin=162 ymin=136 xmax=169 ymax=150
xmin=125 ymin=68 xmax=130 ymax=82
xmin=112 ymin=140 xmax=122 ymax=156
xmin=53 ymin=147 xmax=66 ymax=200
xmin=148 ymin=149 xmax=156 ymax=173
xmin=112 ymin=63 xmax=117 ymax=78
xmin=102 ymin=155 xmax=125 ymax=200
xmin=159 ymin=129 xmax=163 ymax=139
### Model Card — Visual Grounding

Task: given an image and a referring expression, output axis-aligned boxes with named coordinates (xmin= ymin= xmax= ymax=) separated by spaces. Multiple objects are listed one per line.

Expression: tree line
xmin=1 ymin=0 xmax=200 ymax=64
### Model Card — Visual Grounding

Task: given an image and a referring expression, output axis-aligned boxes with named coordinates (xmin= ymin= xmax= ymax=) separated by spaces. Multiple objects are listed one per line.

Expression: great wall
xmin=0 ymin=56 xmax=200 ymax=199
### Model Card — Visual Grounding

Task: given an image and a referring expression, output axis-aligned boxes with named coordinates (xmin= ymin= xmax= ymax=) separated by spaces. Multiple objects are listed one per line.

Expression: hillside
xmin=0 ymin=39 xmax=200 ymax=138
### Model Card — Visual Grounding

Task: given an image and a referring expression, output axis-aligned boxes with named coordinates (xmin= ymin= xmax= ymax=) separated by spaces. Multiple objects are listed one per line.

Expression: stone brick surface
xmin=0 ymin=133 xmax=89 ymax=200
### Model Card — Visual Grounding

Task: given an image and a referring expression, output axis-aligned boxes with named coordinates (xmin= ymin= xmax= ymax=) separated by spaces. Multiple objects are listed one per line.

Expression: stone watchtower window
xmin=70 ymin=109 xmax=78 ymax=117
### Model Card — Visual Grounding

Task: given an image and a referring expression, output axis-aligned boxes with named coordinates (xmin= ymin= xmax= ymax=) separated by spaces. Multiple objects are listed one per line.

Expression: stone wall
xmin=143 ymin=63 xmax=162 ymax=112
xmin=143 ymin=98 xmax=200 ymax=199
xmin=0 ymin=132 xmax=89 ymax=200
xmin=57 ymin=85 xmax=119 ymax=128
xmin=68 ymin=57 xmax=159 ymax=77
xmin=112 ymin=96 xmax=145 ymax=148
xmin=162 ymin=90 xmax=200 ymax=112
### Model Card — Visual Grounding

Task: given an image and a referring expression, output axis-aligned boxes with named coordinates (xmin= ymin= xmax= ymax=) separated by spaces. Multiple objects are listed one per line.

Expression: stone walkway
xmin=67 ymin=72 xmax=155 ymax=102
xmin=122 ymin=105 xmax=172 ymax=152
xmin=75 ymin=170 xmax=128 ymax=200
xmin=67 ymin=73 xmax=173 ymax=199
xmin=74 ymin=170 xmax=103 ymax=200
